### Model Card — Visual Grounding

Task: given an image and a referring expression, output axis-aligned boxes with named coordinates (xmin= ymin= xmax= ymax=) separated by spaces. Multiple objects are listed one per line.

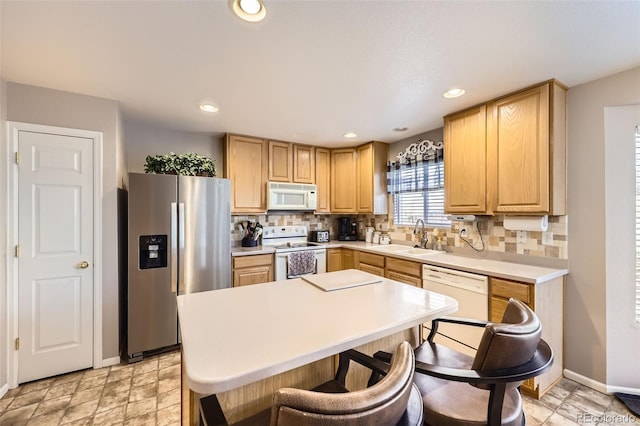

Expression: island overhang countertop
xmin=177 ymin=272 xmax=458 ymax=395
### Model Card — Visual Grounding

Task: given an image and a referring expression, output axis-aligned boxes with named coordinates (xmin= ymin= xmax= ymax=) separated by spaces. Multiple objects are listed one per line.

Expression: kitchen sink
xmin=366 ymin=244 xmax=441 ymax=257
xmin=367 ymin=244 xmax=413 ymax=252
xmin=400 ymin=248 xmax=440 ymax=256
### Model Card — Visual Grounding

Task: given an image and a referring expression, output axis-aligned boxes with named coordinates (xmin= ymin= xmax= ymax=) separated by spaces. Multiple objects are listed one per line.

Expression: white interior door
xmin=17 ymin=130 xmax=94 ymax=383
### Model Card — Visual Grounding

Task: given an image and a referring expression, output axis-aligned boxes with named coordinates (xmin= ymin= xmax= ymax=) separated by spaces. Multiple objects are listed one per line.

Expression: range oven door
xmin=275 ymin=249 xmax=327 ymax=281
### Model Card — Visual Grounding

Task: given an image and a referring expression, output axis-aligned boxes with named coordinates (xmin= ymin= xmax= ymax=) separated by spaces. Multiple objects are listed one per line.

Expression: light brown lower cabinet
xmin=232 ymin=254 xmax=274 ymax=287
xmin=489 ymin=276 xmax=564 ymax=399
xmin=327 ymin=248 xmax=342 ymax=272
xmin=342 ymin=249 xmax=354 ymax=270
xmin=385 ymin=257 xmax=422 ymax=287
xmin=355 ymin=251 xmax=385 ymax=277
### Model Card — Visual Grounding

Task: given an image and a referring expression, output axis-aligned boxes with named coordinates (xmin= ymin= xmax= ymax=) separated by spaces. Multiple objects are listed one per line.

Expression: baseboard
xmin=0 ymin=383 xmax=8 ymax=399
xmin=564 ymin=369 xmax=640 ymax=395
xmin=102 ymin=356 xmax=122 ymax=368
xmin=607 ymin=384 xmax=640 ymax=396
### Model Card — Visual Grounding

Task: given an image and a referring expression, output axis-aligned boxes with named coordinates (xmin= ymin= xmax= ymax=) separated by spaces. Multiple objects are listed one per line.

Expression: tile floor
xmin=0 ymin=350 xmax=181 ymax=425
xmin=0 ymin=350 xmax=637 ymax=425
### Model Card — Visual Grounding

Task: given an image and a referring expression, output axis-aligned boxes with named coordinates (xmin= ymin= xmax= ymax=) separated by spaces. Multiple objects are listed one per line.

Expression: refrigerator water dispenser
xmin=139 ymin=235 xmax=167 ymax=269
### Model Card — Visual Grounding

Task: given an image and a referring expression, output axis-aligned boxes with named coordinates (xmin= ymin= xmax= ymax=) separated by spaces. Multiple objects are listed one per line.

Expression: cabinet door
xmin=444 ymin=105 xmax=488 ymax=213
xmin=356 ymin=142 xmax=388 ymax=214
xmin=342 ymin=249 xmax=354 ymax=270
xmin=315 ymin=148 xmax=331 ymax=213
xmin=293 ymin=144 xmax=315 ymax=184
xmin=489 ymin=84 xmax=550 ymax=213
xmin=226 ymin=135 xmax=267 ymax=213
xmin=386 ymin=271 xmax=421 ymax=287
xmin=327 ymin=248 xmax=342 ymax=272
xmin=356 ymin=143 xmax=374 ymax=213
xmin=268 ymin=140 xmax=292 ymax=182
xmin=331 ymin=148 xmax=357 ymax=213
xmin=358 ymin=263 xmax=385 ymax=277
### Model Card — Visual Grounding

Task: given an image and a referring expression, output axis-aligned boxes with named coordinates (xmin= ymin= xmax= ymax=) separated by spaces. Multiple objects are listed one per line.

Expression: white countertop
xmin=231 ymin=240 xmax=568 ymax=284
xmin=306 ymin=241 xmax=568 ymax=284
xmin=177 ymin=272 xmax=458 ymax=395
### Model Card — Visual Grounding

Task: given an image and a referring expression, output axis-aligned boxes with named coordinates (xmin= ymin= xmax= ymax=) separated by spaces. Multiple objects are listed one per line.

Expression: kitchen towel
xmin=288 ymin=251 xmax=316 ymax=277
xmin=503 ymin=215 xmax=549 ymax=232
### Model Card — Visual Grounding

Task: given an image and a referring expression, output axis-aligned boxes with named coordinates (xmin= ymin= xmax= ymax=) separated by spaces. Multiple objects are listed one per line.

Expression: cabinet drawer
xmin=233 ymin=254 xmax=273 ymax=269
xmin=359 ymin=263 xmax=385 ymax=277
xmin=357 ymin=252 xmax=385 ymax=268
xmin=233 ymin=266 xmax=271 ymax=287
xmin=490 ymin=278 xmax=531 ymax=304
xmin=386 ymin=257 xmax=422 ymax=278
xmin=386 ymin=271 xmax=421 ymax=287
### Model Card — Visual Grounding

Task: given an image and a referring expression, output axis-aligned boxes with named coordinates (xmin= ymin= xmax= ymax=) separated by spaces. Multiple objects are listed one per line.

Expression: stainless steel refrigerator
xmin=127 ymin=172 xmax=231 ymax=362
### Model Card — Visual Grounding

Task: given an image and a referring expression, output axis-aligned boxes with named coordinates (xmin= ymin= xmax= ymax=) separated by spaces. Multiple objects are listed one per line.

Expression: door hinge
xmin=15 ymin=152 xmax=20 ymax=164
xmin=15 ymin=338 xmax=19 ymax=351
xmin=15 ymin=245 xmax=20 ymax=257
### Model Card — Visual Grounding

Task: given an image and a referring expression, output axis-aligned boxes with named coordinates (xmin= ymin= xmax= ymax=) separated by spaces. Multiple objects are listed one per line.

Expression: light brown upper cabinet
xmin=225 ymin=134 xmax=268 ymax=213
xmin=268 ymin=140 xmax=293 ymax=182
xmin=444 ymin=106 xmax=488 ymax=213
xmin=293 ymin=144 xmax=315 ymax=184
xmin=330 ymin=148 xmax=357 ymax=213
xmin=315 ymin=148 xmax=331 ymax=213
xmin=488 ymin=81 xmax=567 ymax=214
xmin=443 ymin=80 xmax=567 ymax=215
xmin=356 ymin=142 xmax=389 ymax=214
xmin=268 ymin=141 xmax=316 ymax=184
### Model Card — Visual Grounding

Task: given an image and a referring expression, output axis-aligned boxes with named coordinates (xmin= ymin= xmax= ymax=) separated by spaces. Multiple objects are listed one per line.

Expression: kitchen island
xmin=177 ymin=270 xmax=457 ymax=425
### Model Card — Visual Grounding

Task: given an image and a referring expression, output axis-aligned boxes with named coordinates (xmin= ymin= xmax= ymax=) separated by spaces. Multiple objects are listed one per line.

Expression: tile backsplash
xmin=231 ymin=213 xmax=568 ymax=259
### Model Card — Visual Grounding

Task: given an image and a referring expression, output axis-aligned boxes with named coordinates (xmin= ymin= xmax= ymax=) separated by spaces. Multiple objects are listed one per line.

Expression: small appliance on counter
xmin=309 ymin=230 xmax=330 ymax=243
xmin=338 ymin=216 xmax=358 ymax=241
xmin=365 ymin=226 xmax=375 ymax=243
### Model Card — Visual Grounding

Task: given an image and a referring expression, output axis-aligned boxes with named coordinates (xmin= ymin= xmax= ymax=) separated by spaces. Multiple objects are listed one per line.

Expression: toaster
xmin=309 ymin=230 xmax=330 ymax=243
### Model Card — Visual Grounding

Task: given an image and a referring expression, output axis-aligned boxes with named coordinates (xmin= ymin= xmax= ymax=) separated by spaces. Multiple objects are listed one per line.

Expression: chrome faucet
xmin=413 ymin=219 xmax=428 ymax=248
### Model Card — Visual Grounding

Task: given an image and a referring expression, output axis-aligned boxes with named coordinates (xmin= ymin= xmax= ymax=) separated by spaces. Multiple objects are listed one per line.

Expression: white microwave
xmin=267 ymin=181 xmax=317 ymax=211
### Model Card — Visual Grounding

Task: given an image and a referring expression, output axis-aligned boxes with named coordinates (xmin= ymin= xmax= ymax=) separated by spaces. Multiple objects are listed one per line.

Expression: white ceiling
xmin=2 ymin=1 xmax=639 ymax=147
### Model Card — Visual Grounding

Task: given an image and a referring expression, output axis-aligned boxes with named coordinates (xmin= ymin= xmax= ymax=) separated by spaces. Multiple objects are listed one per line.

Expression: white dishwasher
xmin=422 ymin=265 xmax=488 ymax=356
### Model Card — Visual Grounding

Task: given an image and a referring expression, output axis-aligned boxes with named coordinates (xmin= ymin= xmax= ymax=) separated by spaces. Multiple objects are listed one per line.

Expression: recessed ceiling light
xmin=443 ymin=88 xmax=466 ymax=99
xmin=199 ymin=104 xmax=219 ymax=113
xmin=393 ymin=127 xmax=408 ymax=132
xmin=231 ymin=0 xmax=267 ymax=23
xmin=343 ymin=132 xmax=358 ymax=139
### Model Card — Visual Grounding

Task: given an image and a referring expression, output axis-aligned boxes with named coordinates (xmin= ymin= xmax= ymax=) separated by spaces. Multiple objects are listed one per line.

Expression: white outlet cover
xmin=542 ymin=231 xmax=553 ymax=245
xmin=517 ymin=230 xmax=527 ymax=244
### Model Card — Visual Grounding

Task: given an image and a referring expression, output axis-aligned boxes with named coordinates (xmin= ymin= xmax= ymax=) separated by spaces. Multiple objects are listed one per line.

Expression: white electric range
xmin=261 ymin=225 xmax=327 ymax=281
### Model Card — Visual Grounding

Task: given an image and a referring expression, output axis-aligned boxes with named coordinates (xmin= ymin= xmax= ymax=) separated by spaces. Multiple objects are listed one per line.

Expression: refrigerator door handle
xmin=178 ymin=202 xmax=186 ymax=293
xmin=170 ymin=203 xmax=178 ymax=293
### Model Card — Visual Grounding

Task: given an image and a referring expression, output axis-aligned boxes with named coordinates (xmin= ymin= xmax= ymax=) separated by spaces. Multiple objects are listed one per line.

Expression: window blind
xmin=390 ymin=162 xmax=450 ymax=227
xmin=635 ymin=126 xmax=640 ymax=323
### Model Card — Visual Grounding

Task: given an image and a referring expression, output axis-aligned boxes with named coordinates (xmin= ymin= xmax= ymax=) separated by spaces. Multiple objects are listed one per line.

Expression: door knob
xmin=78 ymin=261 xmax=90 ymax=269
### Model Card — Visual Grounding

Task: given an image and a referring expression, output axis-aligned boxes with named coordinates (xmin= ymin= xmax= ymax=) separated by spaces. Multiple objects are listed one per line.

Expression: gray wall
xmin=388 ymin=128 xmax=444 ymax=162
xmin=5 ymin=82 xmax=123 ymax=362
xmin=125 ymin=122 xmax=224 ymax=175
xmin=566 ymin=66 xmax=640 ymax=384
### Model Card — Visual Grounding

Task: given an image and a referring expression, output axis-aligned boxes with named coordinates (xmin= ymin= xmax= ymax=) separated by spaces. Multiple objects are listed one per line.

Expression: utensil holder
xmin=241 ymin=237 xmax=258 ymax=247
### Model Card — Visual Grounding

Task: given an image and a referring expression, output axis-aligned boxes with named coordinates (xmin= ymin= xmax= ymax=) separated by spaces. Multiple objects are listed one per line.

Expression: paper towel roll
xmin=503 ymin=215 xmax=548 ymax=232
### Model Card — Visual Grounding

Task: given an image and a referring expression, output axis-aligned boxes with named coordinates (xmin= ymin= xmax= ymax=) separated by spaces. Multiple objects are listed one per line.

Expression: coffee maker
xmin=338 ymin=217 xmax=357 ymax=241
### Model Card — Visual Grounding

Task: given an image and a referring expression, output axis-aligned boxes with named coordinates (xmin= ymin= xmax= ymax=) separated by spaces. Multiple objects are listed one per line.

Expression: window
xmin=635 ymin=125 xmax=640 ymax=323
xmin=387 ymin=139 xmax=450 ymax=228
